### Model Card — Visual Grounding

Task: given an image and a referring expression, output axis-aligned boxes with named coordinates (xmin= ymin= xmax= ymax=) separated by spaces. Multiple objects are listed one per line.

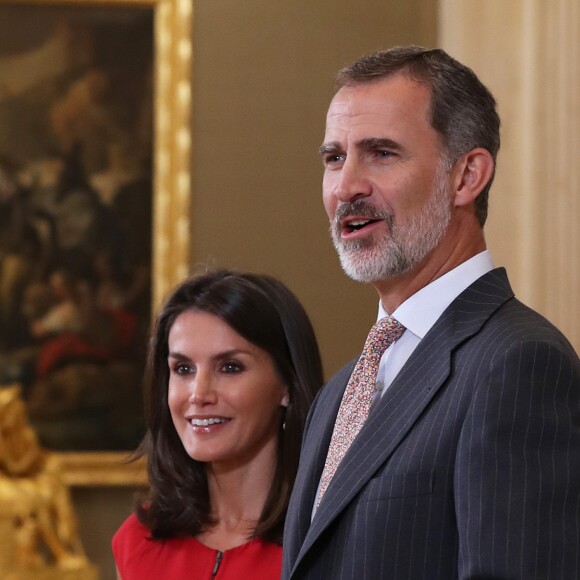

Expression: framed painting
xmin=0 ymin=0 xmax=192 ymax=485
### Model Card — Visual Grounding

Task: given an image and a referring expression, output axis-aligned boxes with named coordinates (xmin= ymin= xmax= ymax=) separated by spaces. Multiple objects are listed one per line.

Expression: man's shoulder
xmin=488 ymin=296 xmax=578 ymax=355
xmin=443 ymin=283 xmax=578 ymax=369
xmin=450 ymin=268 xmax=575 ymax=352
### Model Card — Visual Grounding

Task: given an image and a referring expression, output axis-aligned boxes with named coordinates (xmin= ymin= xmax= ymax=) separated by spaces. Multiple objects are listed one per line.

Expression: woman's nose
xmin=188 ymin=374 xmax=217 ymax=405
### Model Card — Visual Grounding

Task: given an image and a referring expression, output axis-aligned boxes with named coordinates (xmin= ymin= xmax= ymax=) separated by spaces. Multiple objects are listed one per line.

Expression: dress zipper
xmin=211 ymin=550 xmax=224 ymax=578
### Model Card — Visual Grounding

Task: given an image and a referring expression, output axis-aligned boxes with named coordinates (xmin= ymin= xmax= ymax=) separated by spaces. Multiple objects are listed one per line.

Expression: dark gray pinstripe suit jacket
xmin=283 ymin=268 xmax=580 ymax=579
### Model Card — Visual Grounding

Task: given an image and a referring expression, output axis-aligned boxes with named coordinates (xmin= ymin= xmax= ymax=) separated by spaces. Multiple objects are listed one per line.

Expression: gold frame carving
xmin=0 ymin=0 xmax=193 ymax=486
xmin=58 ymin=451 xmax=148 ymax=487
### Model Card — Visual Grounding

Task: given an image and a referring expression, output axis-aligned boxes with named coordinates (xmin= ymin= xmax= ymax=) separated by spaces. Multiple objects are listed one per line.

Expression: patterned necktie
xmin=317 ymin=316 xmax=405 ymax=506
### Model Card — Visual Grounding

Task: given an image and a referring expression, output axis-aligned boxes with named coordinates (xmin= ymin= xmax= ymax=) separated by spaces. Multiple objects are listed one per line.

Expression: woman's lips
xmin=188 ymin=416 xmax=231 ymax=433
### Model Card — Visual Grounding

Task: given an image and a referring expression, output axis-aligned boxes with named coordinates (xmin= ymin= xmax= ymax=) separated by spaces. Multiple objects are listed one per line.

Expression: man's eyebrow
xmin=358 ymin=137 xmax=402 ymax=152
xmin=319 ymin=137 xmax=403 ymax=157
xmin=319 ymin=142 xmax=343 ymax=156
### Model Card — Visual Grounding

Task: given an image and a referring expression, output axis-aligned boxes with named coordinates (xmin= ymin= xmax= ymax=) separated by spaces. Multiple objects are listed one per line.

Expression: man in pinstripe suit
xmin=282 ymin=46 xmax=580 ymax=579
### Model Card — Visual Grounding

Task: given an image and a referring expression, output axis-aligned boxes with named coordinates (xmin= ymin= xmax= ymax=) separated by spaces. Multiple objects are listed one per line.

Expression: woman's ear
xmin=452 ymin=148 xmax=495 ymax=208
xmin=280 ymin=393 xmax=290 ymax=408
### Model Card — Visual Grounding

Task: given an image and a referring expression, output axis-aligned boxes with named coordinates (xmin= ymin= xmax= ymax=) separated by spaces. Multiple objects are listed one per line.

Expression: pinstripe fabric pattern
xmin=282 ymin=269 xmax=580 ymax=579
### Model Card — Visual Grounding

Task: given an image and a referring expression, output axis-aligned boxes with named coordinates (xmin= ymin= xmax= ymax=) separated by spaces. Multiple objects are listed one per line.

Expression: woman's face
xmin=167 ymin=309 xmax=289 ymax=470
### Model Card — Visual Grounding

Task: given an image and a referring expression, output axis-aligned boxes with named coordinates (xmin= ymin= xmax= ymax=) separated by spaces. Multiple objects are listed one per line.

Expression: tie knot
xmin=363 ymin=316 xmax=405 ymax=357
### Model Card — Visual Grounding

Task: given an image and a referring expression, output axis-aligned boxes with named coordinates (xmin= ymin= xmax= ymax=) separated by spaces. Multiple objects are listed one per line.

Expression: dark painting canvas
xmin=0 ymin=3 xmax=154 ymax=451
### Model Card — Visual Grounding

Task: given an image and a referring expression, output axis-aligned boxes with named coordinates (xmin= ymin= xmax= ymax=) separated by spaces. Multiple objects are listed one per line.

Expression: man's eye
xmin=323 ymin=154 xmax=344 ymax=165
xmin=221 ymin=361 xmax=243 ymax=374
xmin=376 ymin=150 xmax=393 ymax=158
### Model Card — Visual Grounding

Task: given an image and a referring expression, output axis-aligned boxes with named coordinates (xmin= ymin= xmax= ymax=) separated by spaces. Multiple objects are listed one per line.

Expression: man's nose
xmin=334 ymin=157 xmax=372 ymax=203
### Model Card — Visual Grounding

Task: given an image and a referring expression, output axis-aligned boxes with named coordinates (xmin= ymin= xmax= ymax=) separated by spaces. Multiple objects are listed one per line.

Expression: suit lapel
xmin=293 ymin=268 xmax=514 ymax=571
xmin=285 ymin=359 xmax=356 ymax=558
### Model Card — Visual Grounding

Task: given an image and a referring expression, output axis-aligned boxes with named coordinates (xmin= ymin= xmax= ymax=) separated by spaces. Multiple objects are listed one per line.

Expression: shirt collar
xmin=377 ymin=250 xmax=495 ymax=339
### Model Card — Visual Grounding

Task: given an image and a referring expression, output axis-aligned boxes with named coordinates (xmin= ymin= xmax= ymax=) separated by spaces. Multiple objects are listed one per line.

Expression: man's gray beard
xmin=331 ymin=169 xmax=453 ymax=283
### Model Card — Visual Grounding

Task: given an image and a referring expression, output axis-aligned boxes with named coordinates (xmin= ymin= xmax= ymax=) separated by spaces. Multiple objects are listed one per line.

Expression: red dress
xmin=112 ymin=514 xmax=282 ymax=579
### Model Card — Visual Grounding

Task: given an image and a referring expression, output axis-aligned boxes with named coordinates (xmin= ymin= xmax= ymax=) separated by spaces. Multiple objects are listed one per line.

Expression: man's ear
xmin=452 ymin=148 xmax=495 ymax=208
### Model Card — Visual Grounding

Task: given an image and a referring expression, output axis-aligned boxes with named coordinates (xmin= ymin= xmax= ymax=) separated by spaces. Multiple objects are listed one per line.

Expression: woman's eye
xmin=174 ymin=363 xmax=194 ymax=375
xmin=221 ymin=361 xmax=243 ymax=374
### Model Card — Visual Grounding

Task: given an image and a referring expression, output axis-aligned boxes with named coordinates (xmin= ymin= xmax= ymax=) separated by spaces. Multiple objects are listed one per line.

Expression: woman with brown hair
xmin=113 ymin=269 xmax=323 ymax=579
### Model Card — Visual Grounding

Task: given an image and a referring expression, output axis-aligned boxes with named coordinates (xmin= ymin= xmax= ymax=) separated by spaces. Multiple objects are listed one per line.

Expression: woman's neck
xmin=198 ymin=443 xmax=277 ymax=551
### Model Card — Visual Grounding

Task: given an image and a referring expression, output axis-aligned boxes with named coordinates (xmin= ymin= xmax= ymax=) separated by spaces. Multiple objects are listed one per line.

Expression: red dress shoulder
xmin=112 ymin=513 xmax=282 ymax=579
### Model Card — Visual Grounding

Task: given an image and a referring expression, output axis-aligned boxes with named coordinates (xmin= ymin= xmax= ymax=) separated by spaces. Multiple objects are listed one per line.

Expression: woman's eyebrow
xmin=167 ymin=348 xmax=253 ymax=360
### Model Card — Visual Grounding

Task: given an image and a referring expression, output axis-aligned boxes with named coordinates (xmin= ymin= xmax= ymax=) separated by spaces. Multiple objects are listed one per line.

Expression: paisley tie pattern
xmin=317 ymin=316 xmax=405 ymax=506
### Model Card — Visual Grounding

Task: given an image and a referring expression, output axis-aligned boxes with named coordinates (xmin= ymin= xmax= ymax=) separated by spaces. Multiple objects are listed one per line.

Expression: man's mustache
xmin=334 ymin=200 xmax=388 ymax=221
xmin=332 ymin=201 xmax=393 ymax=233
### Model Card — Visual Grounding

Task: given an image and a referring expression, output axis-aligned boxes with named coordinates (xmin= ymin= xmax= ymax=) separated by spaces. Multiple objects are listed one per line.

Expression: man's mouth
xmin=344 ymin=218 xmax=381 ymax=233
xmin=333 ymin=200 xmax=390 ymax=239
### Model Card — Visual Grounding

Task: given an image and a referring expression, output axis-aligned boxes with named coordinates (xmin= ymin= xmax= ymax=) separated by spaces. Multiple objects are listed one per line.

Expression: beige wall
xmin=191 ymin=0 xmax=438 ymax=377
xmin=440 ymin=0 xmax=580 ymax=352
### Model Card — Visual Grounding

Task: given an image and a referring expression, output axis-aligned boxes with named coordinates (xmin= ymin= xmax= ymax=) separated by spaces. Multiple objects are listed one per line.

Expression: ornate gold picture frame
xmin=0 ymin=0 xmax=192 ymax=485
